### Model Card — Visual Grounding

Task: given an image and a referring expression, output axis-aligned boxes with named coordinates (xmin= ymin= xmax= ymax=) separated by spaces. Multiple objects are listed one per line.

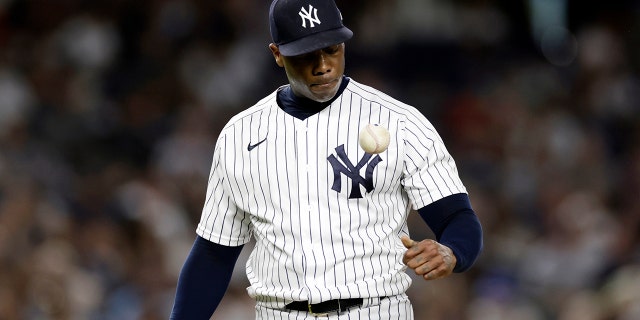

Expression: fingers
xmin=401 ymin=237 xmax=455 ymax=281
xmin=402 ymin=237 xmax=436 ymax=259
xmin=400 ymin=236 xmax=416 ymax=249
xmin=419 ymin=259 xmax=451 ymax=280
xmin=403 ymin=244 xmax=440 ymax=273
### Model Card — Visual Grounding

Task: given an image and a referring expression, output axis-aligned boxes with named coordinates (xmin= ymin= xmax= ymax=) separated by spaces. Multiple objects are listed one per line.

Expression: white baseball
xmin=359 ymin=124 xmax=390 ymax=154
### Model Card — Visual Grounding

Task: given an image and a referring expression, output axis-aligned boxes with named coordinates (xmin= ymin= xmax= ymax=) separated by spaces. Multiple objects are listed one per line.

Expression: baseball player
xmin=171 ymin=0 xmax=482 ymax=319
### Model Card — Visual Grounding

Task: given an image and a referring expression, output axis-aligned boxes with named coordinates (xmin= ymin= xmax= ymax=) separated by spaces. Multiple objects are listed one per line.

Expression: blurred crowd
xmin=0 ymin=0 xmax=639 ymax=319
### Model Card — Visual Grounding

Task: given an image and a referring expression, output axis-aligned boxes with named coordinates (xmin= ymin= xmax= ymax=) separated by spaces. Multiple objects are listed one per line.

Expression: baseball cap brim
xmin=277 ymin=26 xmax=353 ymax=57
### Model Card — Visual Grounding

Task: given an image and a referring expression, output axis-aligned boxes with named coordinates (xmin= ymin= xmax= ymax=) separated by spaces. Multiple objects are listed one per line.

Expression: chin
xmin=310 ymin=87 xmax=339 ymax=102
xmin=312 ymin=94 xmax=334 ymax=103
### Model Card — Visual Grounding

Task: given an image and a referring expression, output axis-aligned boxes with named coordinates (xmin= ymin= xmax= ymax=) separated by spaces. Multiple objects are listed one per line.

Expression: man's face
xmin=270 ymin=43 xmax=346 ymax=102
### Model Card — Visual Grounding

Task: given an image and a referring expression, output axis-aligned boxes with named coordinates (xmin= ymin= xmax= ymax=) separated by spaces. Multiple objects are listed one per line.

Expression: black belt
xmin=285 ymin=297 xmax=382 ymax=315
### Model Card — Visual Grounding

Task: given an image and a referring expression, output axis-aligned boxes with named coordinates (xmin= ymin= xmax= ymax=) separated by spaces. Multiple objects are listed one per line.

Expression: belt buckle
xmin=307 ymin=301 xmax=332 ymax=317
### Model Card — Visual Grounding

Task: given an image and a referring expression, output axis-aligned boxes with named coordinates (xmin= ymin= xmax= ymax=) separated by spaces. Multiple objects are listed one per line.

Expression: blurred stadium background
xmin=0 ymin=0 xmax=639 ymax=319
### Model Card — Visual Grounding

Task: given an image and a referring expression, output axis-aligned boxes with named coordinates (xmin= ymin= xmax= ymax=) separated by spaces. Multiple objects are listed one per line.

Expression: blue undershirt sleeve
xmin=170 ymin=236 xmax=244 ymax=320
xmin=417 ymin=193 xmax=483 ymax=273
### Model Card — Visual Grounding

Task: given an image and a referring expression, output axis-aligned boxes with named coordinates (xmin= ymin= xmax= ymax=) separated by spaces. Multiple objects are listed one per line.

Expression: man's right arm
xmin=170 ymin=236 xmax=244 ymax=320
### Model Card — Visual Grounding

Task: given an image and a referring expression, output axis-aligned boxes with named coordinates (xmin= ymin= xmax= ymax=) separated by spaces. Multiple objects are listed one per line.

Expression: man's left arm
xmin=402 ymin=193 xmax=483 ymax=280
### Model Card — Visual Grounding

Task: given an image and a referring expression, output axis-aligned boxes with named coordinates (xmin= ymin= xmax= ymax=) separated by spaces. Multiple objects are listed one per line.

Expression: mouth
xmin=311 ymin=78 xmax=338 ymax=89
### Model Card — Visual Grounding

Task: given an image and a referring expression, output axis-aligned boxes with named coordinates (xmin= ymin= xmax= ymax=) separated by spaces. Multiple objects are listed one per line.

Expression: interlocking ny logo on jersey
xmin=299 ymin=5 xmax=321 ymax=28
xmin=327 ymin=145 xmax=383 ymax=199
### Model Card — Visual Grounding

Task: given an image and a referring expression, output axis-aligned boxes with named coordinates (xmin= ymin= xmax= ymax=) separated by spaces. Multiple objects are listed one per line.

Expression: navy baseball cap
xmin=269 ymin=0 xmax=353 ymax=56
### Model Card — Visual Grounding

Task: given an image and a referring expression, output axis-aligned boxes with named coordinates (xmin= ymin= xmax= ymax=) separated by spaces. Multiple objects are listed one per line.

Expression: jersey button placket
xmin=295 ymin=121 xmax=313 ymax=299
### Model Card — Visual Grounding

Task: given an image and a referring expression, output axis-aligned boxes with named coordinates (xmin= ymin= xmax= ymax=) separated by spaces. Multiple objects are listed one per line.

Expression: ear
xmin=269 ymin=43 xmax=285 ymax=67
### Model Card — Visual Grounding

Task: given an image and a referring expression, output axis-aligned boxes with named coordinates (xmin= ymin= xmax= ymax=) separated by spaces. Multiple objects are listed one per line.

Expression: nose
xmin=312 ymin=52 xmax=331 ymax=75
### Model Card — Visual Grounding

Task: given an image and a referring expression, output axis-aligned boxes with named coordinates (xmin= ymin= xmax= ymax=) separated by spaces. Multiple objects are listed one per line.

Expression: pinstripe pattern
xmin=196 ymin=78 xmax=466 ymax=311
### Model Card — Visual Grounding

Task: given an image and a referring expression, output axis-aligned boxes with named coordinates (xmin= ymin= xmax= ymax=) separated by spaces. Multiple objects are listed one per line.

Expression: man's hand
xmin=401 ymin=236 xmax=456 ymax=280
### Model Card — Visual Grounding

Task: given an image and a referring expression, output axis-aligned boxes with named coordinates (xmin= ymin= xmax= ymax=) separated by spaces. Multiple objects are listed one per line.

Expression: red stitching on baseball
xmin=366 ymin=124 xmax=380 ymax=151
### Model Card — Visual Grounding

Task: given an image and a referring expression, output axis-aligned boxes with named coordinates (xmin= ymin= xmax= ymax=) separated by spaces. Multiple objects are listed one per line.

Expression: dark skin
xmin=269 ymin=43 xmax=346 ymax=102
xmin=269 ymin=42 xmax=457 ymax=280
xmin=401 ymin=236 xmax=456 ymax=280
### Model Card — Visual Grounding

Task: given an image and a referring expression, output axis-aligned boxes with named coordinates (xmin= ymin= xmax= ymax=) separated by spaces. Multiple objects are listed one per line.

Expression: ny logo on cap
xmin=299 ymin=5 xmax=321 ymax=28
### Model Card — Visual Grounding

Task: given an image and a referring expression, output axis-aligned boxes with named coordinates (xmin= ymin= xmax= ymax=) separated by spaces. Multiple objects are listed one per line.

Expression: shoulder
xmin=345 ymin=78 xmax=446 ymax=145
xmin=219 ymin=89 xmax=279 ymax=135
xmin=345 ymin=78 xmax=438 ymax=136
xmin=345 ymin=78 xmax=428 ymax=121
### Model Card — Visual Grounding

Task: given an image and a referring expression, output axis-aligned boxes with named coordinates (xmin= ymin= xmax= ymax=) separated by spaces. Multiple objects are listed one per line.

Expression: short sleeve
xmin=401 ymin=113 xmax=467 ymax=209
xmin=196 ymin=133 xmax=253 ymax=246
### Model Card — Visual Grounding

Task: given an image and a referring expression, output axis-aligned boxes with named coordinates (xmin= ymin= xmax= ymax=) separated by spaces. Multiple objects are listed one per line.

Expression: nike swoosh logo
xmin=247 ymin=137 xmax=267 ymax=151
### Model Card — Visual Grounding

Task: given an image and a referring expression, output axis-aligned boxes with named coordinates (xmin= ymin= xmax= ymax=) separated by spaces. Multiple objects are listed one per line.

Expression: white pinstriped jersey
xmin=196 ymin=78 xmax=467 ymax=308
